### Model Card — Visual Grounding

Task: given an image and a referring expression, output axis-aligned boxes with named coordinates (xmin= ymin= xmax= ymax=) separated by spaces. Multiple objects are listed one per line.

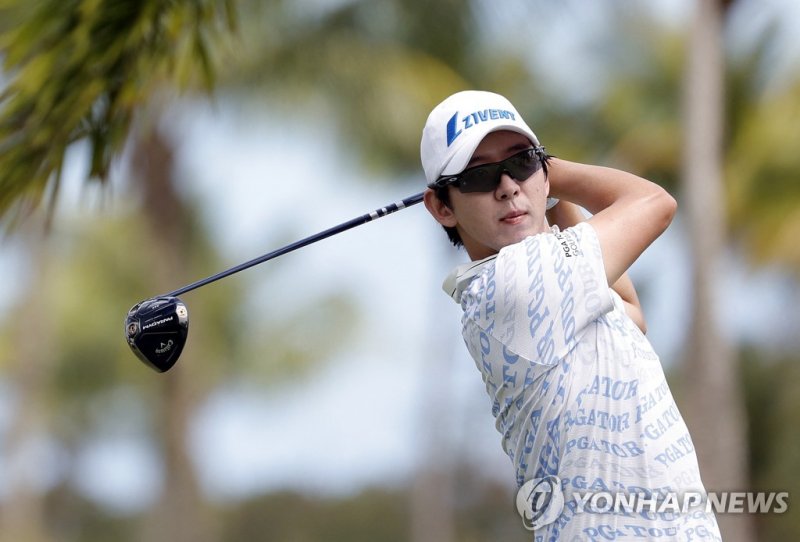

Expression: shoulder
xmin=493 ymin=223 xmax=602 ymax=270
xmin=551 ymin=222 xmax=603 ymax=259
xmin=461 ymin=223 xmax=614 ymax=361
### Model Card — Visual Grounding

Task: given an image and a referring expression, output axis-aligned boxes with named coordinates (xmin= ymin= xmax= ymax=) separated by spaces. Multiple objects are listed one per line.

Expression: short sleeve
xmin=460 ymin=222 xmax=613 ymax=365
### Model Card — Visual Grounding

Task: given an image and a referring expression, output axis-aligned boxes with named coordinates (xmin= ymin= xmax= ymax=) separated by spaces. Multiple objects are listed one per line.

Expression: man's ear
xmin=423 ymin=188 xmax=458 ymax=227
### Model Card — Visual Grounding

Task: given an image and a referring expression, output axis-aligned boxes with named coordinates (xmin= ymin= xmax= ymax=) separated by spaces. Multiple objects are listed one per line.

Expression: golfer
xmin=421 ymin=90 xmax=721 ymax=540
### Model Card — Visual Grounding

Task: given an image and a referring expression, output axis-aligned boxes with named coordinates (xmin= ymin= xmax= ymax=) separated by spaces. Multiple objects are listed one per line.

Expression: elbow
xmin=662 ymin=189 xmax=678 ymax=223
xmin=649 ymin=186 xmax=677 ymax=233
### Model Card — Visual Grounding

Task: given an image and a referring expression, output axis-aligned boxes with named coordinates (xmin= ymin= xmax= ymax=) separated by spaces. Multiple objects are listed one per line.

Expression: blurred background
xmin=1 ymin=0 xmax=799 ymax=540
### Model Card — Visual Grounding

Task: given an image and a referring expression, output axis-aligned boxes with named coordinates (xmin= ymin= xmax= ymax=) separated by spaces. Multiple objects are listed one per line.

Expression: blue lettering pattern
xmin=448 ymin=223 xmax=720 ymax=540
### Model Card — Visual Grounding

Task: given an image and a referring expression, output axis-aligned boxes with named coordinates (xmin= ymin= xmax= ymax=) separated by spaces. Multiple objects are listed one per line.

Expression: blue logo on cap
xmin=446 ymin=113 xmax=462 ymax=147
xmin=446 ymin=109 xmax=517 ymax=147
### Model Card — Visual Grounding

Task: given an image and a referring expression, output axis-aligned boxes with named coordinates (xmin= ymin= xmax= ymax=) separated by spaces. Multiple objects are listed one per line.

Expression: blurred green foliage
xmin=741 ymin=349 xmax=800 ymax=539
xmin=0 ymin=0 xmax=236 ymax=227
xmin=216 ymin=0 xmax=475 ymax=174
xmin=38 ymin=481 xmax=532 ymax=542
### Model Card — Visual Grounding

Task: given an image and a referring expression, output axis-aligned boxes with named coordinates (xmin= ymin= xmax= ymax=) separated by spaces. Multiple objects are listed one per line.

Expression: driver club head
xmin=125 ymin=296 xmax=189 ymax=372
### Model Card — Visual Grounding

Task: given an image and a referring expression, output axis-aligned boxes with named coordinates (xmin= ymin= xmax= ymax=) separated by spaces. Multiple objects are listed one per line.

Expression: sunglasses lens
xmin=458 ymin=164 xmax=500 ymax=193
xmin=432 ymin=148 xmax=544 ymax=194
xmin=505 ymin=150 xmax=541 ymax=179
xmin=456 ymin=149 xmax=542 ymax=193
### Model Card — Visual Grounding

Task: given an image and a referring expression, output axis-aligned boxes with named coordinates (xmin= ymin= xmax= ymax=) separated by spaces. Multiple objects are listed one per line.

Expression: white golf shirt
xmin=444 ymin=222 xmax=721 ymax=541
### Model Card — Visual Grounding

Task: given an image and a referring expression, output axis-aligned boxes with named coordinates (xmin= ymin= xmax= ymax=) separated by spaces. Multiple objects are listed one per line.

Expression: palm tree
xmin=0 ymin=0 xmax=236 ymax=228
xmin=127 ymin=125 xmax=220 ymax=542
xmin=681 ymin=1 xmax=755 ymax=540
xmin=0 ymin=238 xmax=55 ymax=542
xmin=0 ymin=3 xmax=236 ymax=538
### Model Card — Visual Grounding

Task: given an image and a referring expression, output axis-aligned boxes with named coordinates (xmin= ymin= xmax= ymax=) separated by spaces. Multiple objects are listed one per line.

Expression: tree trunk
xmin=0 ymin=239 xmax=54 ymax=542
xmin=681 ymin=0 xmax=755 ymax=540
xmin=410 ymin=244 xmax=458 ymax=542
xmin=133 ymin=126 xmax=217 ymax=542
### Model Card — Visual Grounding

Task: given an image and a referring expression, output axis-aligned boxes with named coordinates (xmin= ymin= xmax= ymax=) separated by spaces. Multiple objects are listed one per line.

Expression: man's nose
xmin=495 ymin=171 xmax=519 ymax=200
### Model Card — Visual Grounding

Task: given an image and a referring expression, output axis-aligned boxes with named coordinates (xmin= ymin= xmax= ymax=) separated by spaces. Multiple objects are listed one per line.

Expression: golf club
xmin=125 ymin=192 xmax=425 ymax=372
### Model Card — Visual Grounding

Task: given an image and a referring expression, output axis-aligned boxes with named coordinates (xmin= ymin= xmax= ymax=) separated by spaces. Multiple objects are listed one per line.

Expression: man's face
xmin=431 ymin=130 xmax=550 ymax=260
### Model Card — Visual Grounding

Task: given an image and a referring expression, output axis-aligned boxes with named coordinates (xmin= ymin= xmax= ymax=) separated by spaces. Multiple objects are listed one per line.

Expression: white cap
xmin=420 ymin=90 xmax=539 ymax=185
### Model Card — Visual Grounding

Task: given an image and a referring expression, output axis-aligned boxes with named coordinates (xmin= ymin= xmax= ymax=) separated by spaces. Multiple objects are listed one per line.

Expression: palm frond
xmin=0 ymin=0 xmax=237 ymax=229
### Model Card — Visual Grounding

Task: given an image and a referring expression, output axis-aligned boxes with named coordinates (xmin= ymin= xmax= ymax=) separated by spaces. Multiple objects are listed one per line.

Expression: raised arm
xmin=546 ymin=199 xmax=647 ymax=333
xmin=546 ymin=158 xmax=676 ymax=291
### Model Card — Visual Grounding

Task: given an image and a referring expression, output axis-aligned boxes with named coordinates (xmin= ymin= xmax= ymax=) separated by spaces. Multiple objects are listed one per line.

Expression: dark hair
xmin=433 ymin=150 xmax=553 ymax=248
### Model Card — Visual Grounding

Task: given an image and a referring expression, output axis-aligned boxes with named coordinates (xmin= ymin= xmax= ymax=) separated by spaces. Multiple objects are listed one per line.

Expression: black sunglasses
xmin=430 ymin=146 xmax=547 ymax=193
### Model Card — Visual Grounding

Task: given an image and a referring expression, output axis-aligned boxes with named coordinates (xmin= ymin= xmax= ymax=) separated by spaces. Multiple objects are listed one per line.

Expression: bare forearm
xmin=547 ymin=158 xmax=674 ymax=216
xmin=546 ymin=158 xmax=676 ymax=287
